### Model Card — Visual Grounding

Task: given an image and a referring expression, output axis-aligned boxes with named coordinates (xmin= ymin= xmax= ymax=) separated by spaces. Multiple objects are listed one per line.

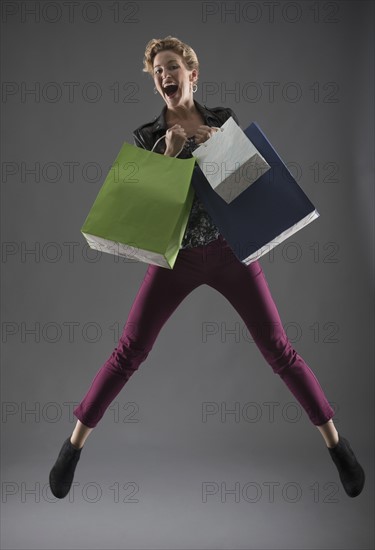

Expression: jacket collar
xmin=149 ymin=99 xmax=221 ymax=135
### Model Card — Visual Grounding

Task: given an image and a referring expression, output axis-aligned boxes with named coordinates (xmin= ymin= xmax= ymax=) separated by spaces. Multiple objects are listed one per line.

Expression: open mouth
xmin=163 ymin=84 xmax=178 ymax=98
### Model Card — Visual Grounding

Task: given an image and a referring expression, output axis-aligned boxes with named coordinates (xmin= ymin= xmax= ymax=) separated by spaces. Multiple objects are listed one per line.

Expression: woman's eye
xmin=155 ymin=65 xmax=178 ymax=74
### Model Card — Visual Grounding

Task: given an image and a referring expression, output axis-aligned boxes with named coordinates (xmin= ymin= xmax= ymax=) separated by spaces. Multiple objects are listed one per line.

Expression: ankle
xmin=69 ymin=436 xmax=84 ymax=450
xmin=316 ymin=419 xmax=339 ymax=448
xmin=325 ymin=432 xmax=340 ymax=448
xmin=326 ymin=437 xmax=339 ymax=449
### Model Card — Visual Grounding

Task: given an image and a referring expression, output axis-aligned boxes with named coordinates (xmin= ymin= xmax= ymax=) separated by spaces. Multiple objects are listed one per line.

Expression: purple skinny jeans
xmin=73 ymin=235 xmax=335 ymax=428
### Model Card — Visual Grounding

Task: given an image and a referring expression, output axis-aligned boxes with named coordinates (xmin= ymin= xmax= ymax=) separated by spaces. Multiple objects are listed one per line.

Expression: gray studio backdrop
xmin=1 ymin=1 xmax=374 ymax=549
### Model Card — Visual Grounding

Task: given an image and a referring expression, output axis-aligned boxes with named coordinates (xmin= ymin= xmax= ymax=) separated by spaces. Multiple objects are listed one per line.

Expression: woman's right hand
xmin=164 ymin=124 xmax=187 ymax=157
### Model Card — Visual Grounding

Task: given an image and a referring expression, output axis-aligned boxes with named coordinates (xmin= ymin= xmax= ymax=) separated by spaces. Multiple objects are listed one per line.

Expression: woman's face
xmin=153 ymin=49 xmax=198 ymax=106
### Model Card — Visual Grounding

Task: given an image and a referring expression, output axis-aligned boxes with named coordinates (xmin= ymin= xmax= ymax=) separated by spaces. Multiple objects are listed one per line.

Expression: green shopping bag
xmin=81 ymin=142 xmax=196 ymax=269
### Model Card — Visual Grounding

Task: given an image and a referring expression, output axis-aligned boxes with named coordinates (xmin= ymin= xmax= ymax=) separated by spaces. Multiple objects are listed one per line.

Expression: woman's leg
xmin=50 ymin=249 xmax=207 ymax=498
xmin=205 ymin=238 xmax=365 ymax=497
xmin=72 ymin=248 xmax=207 ymax=431
xmin=205 ymin=243 xmax=335 ymax=428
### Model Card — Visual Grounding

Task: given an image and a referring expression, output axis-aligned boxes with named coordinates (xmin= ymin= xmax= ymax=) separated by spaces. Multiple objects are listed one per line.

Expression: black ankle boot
xmin=328 ymin=434 xmax=365 ymax=498
xmin=49 ymin=437 xmax=83 ymax=499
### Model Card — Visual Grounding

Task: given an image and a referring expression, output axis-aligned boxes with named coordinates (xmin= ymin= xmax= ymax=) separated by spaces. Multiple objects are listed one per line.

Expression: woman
xmin=49 ymin=36 xmax=365 ymax=500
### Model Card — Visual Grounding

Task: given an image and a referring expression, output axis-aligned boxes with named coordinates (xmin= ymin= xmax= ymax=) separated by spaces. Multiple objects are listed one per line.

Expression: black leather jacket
xmin=132 ymin=99 xmax=240 ymax=156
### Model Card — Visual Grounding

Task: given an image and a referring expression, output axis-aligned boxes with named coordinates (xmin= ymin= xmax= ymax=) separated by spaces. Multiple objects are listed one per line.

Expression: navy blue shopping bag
xmin=190 ymin=121 xmax=319 ymax=264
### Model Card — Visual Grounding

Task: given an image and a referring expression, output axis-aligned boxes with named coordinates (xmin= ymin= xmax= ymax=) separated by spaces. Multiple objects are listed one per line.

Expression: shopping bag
xmin=81 ymin=142 xmax=196 ymax=269
xmin=190 ymin=121 xmax=319 ymax=264
xmin=192 ymin=116 xmax=271 ymax=204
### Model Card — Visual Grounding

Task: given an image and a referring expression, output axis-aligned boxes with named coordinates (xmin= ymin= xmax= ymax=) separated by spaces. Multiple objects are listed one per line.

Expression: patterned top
xmin=179 ymin=136 xmax=221 ymax=249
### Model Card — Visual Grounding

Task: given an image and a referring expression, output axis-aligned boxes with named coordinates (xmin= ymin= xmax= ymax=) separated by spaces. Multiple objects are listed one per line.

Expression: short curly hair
xmin=142 ymin=35 xmax=199 ymax=80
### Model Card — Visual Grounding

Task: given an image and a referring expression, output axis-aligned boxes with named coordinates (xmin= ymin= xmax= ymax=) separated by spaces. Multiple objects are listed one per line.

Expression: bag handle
xmin=151 ymin=134 xmax=184 ymax=157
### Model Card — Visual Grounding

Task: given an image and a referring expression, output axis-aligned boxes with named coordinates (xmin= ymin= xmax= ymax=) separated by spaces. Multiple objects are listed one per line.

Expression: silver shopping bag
xmin=192 ymin=116 xmax=271 ymax=204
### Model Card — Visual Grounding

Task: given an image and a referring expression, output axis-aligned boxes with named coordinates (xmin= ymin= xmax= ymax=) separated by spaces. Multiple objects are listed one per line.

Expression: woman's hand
xmin=163 ymin=124 xmax=220 ymax=156
xmin=195 ymin=125 xmax=220 ymax=145
xmin=164 ymin=124 xmax=187 ymax=156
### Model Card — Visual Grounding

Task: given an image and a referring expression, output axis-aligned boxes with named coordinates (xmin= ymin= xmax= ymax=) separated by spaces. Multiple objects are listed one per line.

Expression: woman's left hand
xmin=195 ymin=125 xmax=220 ymax=145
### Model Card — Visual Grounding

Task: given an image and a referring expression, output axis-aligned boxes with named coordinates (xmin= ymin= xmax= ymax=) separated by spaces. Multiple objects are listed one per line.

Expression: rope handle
xmin=151 ymin=134 xmax=184 ymax=157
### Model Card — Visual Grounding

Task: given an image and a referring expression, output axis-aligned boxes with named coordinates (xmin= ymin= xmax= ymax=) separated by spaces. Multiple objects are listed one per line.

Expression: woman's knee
xmin=107 ymin=334 xmax=151 ymax=376
xmin=258 ymin=331 xmax=297 ymax=374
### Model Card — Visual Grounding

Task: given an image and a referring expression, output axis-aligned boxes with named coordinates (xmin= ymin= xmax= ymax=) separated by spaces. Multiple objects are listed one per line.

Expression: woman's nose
xmin=162 ymin=69 xmax=172 ymax=79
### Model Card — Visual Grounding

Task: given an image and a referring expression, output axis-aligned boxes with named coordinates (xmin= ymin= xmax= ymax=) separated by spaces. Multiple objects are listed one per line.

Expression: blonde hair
xmin=142 ymin=35 xmax=199 ymax=80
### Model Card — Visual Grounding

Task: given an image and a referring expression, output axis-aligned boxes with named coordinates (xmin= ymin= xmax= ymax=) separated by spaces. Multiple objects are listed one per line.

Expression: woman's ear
xmin=191 ymin=68 xmax=198 ymax=82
